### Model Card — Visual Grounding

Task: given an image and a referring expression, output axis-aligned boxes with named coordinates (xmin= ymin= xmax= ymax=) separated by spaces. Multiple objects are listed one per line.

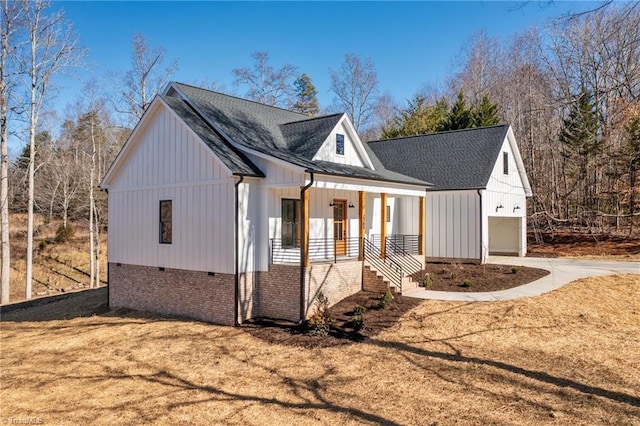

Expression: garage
xmin=488 ymin=216 xmax=524 ymax=255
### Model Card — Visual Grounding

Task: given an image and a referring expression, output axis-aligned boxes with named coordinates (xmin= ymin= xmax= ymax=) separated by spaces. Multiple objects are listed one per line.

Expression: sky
xmin=16 ymin=0 xmax=603 ymax=152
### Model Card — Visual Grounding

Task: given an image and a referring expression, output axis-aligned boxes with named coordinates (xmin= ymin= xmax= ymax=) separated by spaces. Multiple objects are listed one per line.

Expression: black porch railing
xmin=385 ymin=237 xmax=424 ymax=284
xmin=270 ymin=237 xmax=361 ymax=264
xmin=363 ymin=237 xmax=403 ymax=291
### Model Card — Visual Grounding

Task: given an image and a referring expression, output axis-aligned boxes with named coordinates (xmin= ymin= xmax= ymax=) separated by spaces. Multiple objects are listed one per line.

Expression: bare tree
xmin=329 ymin=53 xmax=379 ymax=132
xmin=232 ymin=51 xmax=298 ymax=108
xmin=121 ymin=32 xmax=177 ymax=123
xmin=14 ymin=0 xmax=83 ymax=299
xmin=0 ymin=0 xmax=22 ymax=303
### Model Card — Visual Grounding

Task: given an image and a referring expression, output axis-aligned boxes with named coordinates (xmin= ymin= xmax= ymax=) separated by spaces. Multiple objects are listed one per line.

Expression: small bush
xmin=353 ymin=305 xmax=366 ymax=316
xmin=307 ymin=291 xmax=333 ymax=337
xmin=511 ymin=266 xmax=521 ymax=274
xmin=351 ymin=314 xmax=364 ymax=330
xmin=460 ymin=279 xmax=473 ymax=288
xmin=422 ymin=274 xmax=433 ymax=288
xmin=55 ymin=224 xmax=74 ymax=243
xmin=378 ymin=288 xmax=395 ymax=309
xmin=38 ymin=240 xmax=48 ymax=251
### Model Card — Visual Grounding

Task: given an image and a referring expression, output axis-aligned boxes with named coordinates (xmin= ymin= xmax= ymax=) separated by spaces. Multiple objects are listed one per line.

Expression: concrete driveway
xmin=405 ymin=256 xmax=640 ymax=302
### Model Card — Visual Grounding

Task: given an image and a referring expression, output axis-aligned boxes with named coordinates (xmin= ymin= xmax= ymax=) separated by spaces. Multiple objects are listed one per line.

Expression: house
xmin=100 ymin=82 xmax=432 ymax=326
xmin=367 ymin=125 xmax=532 ymax=264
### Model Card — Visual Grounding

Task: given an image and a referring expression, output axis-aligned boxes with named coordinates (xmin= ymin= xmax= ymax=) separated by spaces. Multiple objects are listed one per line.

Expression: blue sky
xmin=34 ymin=1 xmax=600 ymax=148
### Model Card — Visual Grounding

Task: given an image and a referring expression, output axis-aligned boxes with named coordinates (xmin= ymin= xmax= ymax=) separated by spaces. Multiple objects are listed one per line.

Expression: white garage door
xmin=488 ymin=217 xmax=521 ymax=255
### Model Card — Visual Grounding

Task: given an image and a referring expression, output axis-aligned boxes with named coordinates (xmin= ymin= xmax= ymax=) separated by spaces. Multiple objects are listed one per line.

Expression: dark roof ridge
xmin=281 ymin=113 xmax=344 ymax=126
xmin=367 ymin=124 xmax=509 ymax=144
xmin=172 ymin=81 xmax=309 ymax=118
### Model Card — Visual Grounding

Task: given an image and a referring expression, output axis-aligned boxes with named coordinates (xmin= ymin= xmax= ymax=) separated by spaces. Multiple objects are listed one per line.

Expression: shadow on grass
xmin=366 ymin=337 xmax=640 ymax=408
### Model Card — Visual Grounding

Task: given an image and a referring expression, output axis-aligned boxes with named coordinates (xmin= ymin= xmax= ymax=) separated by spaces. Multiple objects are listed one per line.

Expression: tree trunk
xmin=0 ymin=0 xmax=10 ymax=304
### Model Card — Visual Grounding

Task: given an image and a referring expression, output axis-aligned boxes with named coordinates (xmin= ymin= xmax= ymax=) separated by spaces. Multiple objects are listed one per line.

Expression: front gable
xmin=312 ymin=115 xmax=375 ymax=169
xmin=486 ymin=127 xmax=532 ymax=196
xmin=101 ymin=97 xmax=234 ymax=190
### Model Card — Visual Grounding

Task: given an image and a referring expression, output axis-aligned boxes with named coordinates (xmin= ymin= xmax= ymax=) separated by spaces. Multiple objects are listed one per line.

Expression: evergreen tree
xmin=559 ymin=90 xmax=601 ymax=213
xmin=381 ymin=95 xmax=448 ymax=139
xmin=473 ymin=94 xmax=500 ymax=127
xmin=439 ymin=91 xmax=473 ymax=131
xmin=292 ymin=73 xmax=319 ymax=116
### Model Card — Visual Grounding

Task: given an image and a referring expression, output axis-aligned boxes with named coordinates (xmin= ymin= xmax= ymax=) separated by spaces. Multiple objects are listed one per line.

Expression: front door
xmin=333 ymin=199 xmax=347 ymax=256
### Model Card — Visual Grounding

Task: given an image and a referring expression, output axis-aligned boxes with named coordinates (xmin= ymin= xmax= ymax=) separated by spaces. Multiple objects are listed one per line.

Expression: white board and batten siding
xmin=426 ymin=190 xmax=481 ymax=261
xmin=107 ymin=102 xmax=236 ymax=273
xmin=313 ymin=119 xmax=368 ymax=167
xmin=483 ymin=133 xmax=528 ymax=256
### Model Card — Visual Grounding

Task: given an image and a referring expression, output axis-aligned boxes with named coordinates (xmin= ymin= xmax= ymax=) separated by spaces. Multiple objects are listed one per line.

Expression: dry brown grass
xmin=5 ymin=213 xmax=107 ymax=302
xmin=2 ymin=275 xmax=639 ymax=425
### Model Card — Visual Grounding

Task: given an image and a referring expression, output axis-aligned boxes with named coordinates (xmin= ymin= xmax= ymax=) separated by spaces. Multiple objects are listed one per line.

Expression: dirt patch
xmin=244 ymin=291 xmax=422 ymax=348
xmin=422 ymin=263 xmax=549 ymax=292
xmin=528 ymin=230 xmax=640 ymax=260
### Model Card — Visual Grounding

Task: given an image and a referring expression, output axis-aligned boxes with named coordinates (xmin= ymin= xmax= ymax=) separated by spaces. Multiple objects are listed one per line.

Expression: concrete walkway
xmin=405 ymin=256 xmax=640 ymax=302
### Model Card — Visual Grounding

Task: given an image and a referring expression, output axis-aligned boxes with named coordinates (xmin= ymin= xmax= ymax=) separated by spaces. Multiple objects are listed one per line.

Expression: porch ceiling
xmin=311 ymin=174 xmax=428 ymax=197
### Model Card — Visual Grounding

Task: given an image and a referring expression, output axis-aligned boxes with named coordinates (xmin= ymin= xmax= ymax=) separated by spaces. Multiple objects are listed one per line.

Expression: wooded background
xmin=1 ymin=1 xmax=639 ymax=302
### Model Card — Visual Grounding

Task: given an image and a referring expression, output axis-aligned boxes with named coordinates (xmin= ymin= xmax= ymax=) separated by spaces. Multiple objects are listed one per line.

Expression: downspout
xmin=234 ymin=175 xmax=244 ymax=327
xmin=101 ymin=187 xmax=110 ymax=307
xmin=477 ymin=189 xmax=483 ymax=264
xmin=299 ymin=172 xmax=314 ymax=324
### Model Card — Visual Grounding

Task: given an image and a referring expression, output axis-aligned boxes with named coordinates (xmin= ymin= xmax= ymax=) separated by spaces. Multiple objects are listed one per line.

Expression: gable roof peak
xmin=169 ymin=81 xmax=310 ymax=117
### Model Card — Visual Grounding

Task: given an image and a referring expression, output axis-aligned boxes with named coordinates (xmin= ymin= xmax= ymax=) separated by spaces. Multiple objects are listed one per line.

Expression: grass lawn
xmin=1 ymin=275 xmax=639 ymax=425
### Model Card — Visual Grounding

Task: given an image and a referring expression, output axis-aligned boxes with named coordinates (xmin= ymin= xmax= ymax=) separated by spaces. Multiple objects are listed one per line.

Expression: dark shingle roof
xmin=161 ymin=95 xmax=264 ymax=177
xmin=367 ymin=125 xmax=510 ymax=190
xmin=171 ymin=82 xmax=431 ymax=187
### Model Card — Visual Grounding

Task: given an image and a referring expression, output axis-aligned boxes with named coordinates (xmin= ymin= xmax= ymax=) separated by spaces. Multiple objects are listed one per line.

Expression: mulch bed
xmin=243 ymin=291 xmax=422 ymax=348
xmin=422 ymin=262 xmax=550 ymax=293
xmin=245 ymin=262 xmax=550 ymax=348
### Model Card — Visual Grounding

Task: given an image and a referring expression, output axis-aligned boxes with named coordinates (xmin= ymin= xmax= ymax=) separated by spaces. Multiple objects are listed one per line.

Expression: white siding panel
xmin=107 ymin=102 xmax=237 ymax=273
xmin=426 ymin=190 xmax=481 ymax=260
xmin=313 ymin=121 xmax=366 ymax=167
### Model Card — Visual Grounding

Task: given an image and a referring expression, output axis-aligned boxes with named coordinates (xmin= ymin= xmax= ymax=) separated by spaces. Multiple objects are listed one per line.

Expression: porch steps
xmin=363 ymin=264 xmax=421 ymax=295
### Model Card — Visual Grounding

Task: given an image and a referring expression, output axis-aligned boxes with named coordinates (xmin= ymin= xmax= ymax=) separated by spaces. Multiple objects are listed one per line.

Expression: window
xmin=336 ymin=134 xmax=345 ymax=155
xmin=282 ymin=199 xmax=301 ymax=248
xmin=159 ymin=200 xmax=172 ymax=244
xmin=503 ymin=152 xmax=509 ymax=175
xmin=386 ymin=205 xmax=391 ymax=223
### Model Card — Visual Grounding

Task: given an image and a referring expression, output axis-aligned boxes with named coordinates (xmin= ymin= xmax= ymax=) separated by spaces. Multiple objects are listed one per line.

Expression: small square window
xmin=503 ymin=152 xmax=509 ymax=175
xmin=159 ymin=200 xmax=172 ymax=244
xmin=336 ymin=134 xmax=345 ymax=155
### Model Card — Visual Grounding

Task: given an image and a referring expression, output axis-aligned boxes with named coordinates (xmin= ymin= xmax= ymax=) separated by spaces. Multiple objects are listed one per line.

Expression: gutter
xmin=299 ymin=172 xmax=314 ymax=324
xmin=234 ymin=175 xmax=244 ymax=327
xmin=477 ymin=189 xmax=483 ymax=264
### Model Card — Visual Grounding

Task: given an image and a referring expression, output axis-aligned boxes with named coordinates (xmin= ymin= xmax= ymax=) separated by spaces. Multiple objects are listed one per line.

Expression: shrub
xmin=55 ymin=224 xmax=74 ymax=243
xmin=38 ymin=240 xmax=48 ymax=251
xmin=511 ymin=266 xmax=521 ymax=274
xmin=307 ymin=291 xmax=333 ymax=337
xmin=461 ymin=279 xmax=473 ymax=288
xmin=378 ymin=288 xmax=395 ymax=309
xmin=422 ymin=274 xmax=433 ymax=288
xmin=353 ymin=305 xmax=366 ymax=316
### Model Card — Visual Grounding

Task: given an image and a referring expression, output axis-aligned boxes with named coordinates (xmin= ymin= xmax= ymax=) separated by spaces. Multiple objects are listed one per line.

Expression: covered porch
xmin=267 ymin=174 xmax=428 ymax=291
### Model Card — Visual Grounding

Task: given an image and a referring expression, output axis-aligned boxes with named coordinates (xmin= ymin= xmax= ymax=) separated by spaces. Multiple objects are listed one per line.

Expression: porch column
xmin=380 ymin=192 xmax=387 ymax=257
xmin=418 ymin=196 xmax=425 ymax=255
xmin=302 ymin=188 xmax=310 ymax=267
xmin=358 ymin=191 xmax=365 ymax=260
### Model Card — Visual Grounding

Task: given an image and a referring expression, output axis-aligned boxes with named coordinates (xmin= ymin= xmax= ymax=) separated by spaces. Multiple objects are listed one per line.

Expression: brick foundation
xmin=304 ymin=260 xmax=362 ymax=319
xmin=109 ymin=260 xmax=365 ymax=325
xmin=109 ymin=263 xmax=235 ymax=325
xmin=256 ymin=264 xmax=300 ymax=322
